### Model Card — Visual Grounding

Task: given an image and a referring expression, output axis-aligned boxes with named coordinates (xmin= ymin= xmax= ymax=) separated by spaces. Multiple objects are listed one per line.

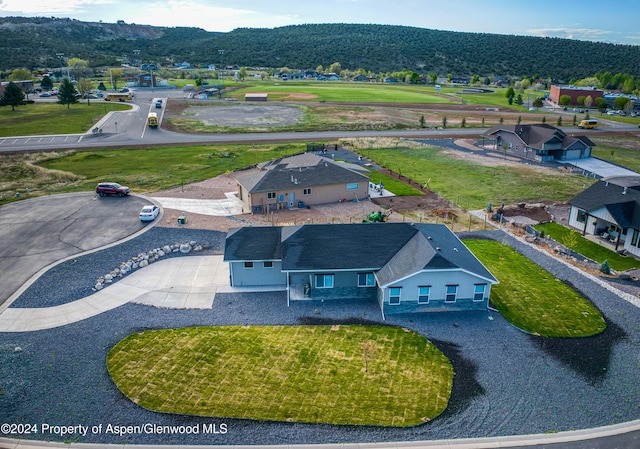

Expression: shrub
xmin=600 ymin=260 xmax=611 ymax=275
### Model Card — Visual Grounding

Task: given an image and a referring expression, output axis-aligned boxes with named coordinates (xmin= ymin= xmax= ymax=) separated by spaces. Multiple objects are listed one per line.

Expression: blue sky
xmin=1 ymin=0 xmax=639 ymax=45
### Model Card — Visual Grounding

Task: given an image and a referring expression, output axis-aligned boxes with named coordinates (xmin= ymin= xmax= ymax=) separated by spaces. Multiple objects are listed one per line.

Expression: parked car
xmin=96 ymin=182 xmax=130 ymax=197
xmin=139 ymin=205 xmax=160 ymax=221
xmin=155 ymin=101 xmax=162 ymax=109
xmin=39 ymin=92 xmax=51 ymax=97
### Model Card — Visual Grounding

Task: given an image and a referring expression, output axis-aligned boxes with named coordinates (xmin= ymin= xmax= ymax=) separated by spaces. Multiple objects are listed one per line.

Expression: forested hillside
xmin=2 ymin=17 xmax=639 ymax=80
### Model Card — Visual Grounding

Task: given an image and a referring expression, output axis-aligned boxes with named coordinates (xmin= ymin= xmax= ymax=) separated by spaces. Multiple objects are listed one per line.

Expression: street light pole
xmin=218 ymin=49 xmax=224 ymax=98
xmin=56 ymin=53 xmax=65 ymax=80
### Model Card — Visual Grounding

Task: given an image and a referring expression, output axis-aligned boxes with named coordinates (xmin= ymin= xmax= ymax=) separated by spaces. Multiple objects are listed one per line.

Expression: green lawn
xmin=107 ymin=325 xmax=453 ymax=426
xmin=360 ymin=146 xmax=594 ymax=209
xmin=0 ymin=102 xmax=130 ymax=137
xmin=367 ymin=170 xmax=424 ymax=196
xmin=236 ymin=81 xmax=453 ymax=103
xmin=32 ymin=143 xmax=306 ymax=194
xmin=534 ymin=222 xmax=640 ymax=272
xmin=465 ymin=239 xmax=606 ymax=337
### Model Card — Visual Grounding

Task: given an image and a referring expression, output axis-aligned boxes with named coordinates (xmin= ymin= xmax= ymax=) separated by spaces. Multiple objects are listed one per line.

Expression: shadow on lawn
xmin=529 ymin=318 xmax=626 ymax=386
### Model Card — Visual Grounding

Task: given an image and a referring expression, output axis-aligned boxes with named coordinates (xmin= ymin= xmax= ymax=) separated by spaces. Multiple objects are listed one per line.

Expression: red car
xmin=96 ymin=182 xmax=130 ymax=197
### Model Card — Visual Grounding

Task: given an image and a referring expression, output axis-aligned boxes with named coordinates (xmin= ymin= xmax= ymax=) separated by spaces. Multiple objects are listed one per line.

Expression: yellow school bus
xmin=578 ymin=119 xmax=598 ymax=129
xmin=147 ymin=113 xmax=158 ymax=127
xmin=104 ymin=92 xmax=132 ymax=101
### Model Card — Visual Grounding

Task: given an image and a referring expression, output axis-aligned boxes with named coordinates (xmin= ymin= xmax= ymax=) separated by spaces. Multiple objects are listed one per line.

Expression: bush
xmin=600 ymin=260 xmax=611 ymax=275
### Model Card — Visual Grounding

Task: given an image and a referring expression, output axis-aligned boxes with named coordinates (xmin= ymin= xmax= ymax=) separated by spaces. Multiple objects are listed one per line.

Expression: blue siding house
xmin=224 ymin=223 xmax=498 ymax=318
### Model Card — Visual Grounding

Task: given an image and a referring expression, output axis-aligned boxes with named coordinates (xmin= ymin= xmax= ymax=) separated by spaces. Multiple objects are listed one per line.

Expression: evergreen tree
xmin=40 ymin=75 xmax=53 ymax=90
xmin=57 ymin=78 xmax=78 ymax=109
xmin=0 ymin=82 xmax=26 ymax=111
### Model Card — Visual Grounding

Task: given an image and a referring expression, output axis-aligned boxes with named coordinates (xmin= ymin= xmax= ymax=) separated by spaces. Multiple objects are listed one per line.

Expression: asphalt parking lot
xmin=0 ymin=192 xmax=153 ymax=309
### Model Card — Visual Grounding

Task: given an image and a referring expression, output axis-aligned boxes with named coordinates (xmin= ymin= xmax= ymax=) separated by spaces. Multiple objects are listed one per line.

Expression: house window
xmin=267 ymin=192 xmax=276 ymax=199
xmin=474 ymin=284 xmax=486 ymax=302
xmin=263 ymin=261 xmax=273 ymax=268
xmin=303 ymin=188 xmax=312 ymax=195
xmin=445 ymin=285 xmax=458 ymax=303
xmin=632 ymin=229 xmax=639 ymax=247
xmin=418 ymin=286 xmax=430 ymax=304
xmin=244 ymin=262 xmax=254 ymax=269
xmin=389 ymin=287 xmax=401 ymax=305
xmin=357 ymin=273 xmax=375 ymax=287
xmin=576 ymin=209 xmax=587 ymax=224
xmin=315 ymin=274 xmax=334 ymax=289
xmin=347 ymin=183 xmax=359 ymax=190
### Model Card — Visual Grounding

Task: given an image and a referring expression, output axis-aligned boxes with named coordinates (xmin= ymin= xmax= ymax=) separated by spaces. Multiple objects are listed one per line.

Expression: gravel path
xmin=1 ymin=228 xmax=640 ymax=445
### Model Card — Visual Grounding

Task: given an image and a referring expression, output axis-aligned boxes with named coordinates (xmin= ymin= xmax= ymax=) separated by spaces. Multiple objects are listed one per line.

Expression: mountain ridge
xmin=2 ymin=17 xmax=639 ymax=80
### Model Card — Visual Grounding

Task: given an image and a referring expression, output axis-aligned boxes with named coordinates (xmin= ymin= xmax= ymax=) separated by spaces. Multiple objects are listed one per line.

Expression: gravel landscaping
xmin=1 ymin=228 xmax=640 ymax=445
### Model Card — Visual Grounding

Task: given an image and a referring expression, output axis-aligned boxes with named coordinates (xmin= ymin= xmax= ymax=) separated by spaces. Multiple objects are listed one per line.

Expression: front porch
xmin=288 ymin=283 xmax=378 ymax=302
xmin=583 ymin=232 xmax=624 ymax=252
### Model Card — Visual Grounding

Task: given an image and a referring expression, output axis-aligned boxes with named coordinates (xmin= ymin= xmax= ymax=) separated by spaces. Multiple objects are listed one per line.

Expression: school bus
xmin=104 ymin=92 xmax=132 ymax=101
xmin=147 ymin=113 xmax=158 ymax=128
xmin=578 ymin=119 xmax=598 ymax=129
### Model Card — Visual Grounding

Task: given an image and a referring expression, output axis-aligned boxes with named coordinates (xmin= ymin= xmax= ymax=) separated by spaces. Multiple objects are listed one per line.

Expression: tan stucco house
xmin=233 ymin=153 xmax=370 ymax=213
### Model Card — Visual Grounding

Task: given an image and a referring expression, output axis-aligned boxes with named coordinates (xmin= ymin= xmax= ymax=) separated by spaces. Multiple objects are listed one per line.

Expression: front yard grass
xmin=107 ymin=325 xmax=453 ymax=427
xmin=533 ymin=222 xmax=640 ymax=272
xmin=0 ymin=102 xmax=130 ymax=137
xmin=465 ymin=240 xmax=606 ymax=337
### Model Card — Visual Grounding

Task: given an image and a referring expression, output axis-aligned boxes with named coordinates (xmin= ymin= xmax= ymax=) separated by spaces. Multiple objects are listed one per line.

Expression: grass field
xmin=533 ymin=222 xmax=640 ymax=272
xmin=0 ymin=102 xmax=130 ymax=137
xmin=358 ymin=145 xmax=595 ymax=209
xmin=12 ymin=144 xmax=305 ymax=197
xmin=236 ymin=81 xmax=454 ymax=104
xmin=107 ymin=325 xmax=453 ymax=426
xmin=591 ymin=136 xmax=640 ymax=173
xmin=465 ymin=240 xmax=606 ymax=337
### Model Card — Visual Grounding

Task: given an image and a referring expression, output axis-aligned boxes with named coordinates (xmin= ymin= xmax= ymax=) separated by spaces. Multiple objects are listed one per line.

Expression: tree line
xmin=2 ymin=18 xmax=640 ymax=81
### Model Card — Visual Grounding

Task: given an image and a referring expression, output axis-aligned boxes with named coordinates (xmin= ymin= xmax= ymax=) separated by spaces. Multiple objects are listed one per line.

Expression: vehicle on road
xmin=105 ymin=92 xmax=132 ymax=101
xmin=139 ymin=205 xmax=160 ymax=221
xmin=147 ymin=113 xmax=158 ymax=127
xmin=96 ymin=182 xmax=130 ymax=197
xmin=155 ymin=101 xmax=162 ymax=108
xmin=578 ymin=119 xmax=598 ymax=129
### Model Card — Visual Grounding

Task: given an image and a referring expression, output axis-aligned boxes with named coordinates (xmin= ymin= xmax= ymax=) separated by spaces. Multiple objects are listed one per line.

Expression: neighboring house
xmin=224 ymin=222 xmax=498 ymax=318
xmin=483 ymin=124 xmax=595 ymax=162
xmin=233 ymin=153 xmax=370 ymax=213
xmin=352 ymin=74 xmax=369 ymax=82
xmin=383 ymin=77 xmax=399 ymax=83
xmin=569 ymin=175 xmax=640 ymax=255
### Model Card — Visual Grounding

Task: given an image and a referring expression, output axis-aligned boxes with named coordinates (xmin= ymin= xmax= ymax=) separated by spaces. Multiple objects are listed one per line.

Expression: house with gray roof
xmin=483 ymin=124 xmax=595 ymax=162
xmin=223 ymin=223 xmax=498 ymax=318
xmin=233 ymin=153 xmax=370 ymax=213
xmin=569 ymin=175 xmax=640 ymax=255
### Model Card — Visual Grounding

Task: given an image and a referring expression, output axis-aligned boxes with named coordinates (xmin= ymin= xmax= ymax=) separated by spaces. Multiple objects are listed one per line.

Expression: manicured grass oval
xmin=107 ymin=325 xmax=453 ymax=426
xmin=465 ymin=240 xmax=606 ymax=337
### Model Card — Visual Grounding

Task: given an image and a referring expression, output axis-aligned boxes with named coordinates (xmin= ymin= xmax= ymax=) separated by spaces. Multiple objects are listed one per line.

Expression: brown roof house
xmin=483 ymin=124 xmax=595 ymax=162
xmin=233 ymin=153 xmax=370 ymax=213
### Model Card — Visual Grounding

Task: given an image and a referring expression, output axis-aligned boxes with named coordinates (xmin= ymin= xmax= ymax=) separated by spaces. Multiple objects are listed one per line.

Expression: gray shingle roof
xmin=570 ymin=176 xmax=640 ymax=229
xmin=224 ymin=223 xmax=498 ymax=285
xmin=233 ymin=153 xmax=369 ymax=193
xmin=483 ymin=124 xmax=594 ymax=150
xmin=223 ymin=226 xmax=282 ymax=261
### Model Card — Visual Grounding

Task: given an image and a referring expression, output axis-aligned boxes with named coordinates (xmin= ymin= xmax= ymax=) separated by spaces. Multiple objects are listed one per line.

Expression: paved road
xmin=0 ymin=192 xmax=153 ymax=310
xmin=2 ymin=89 xmax=638 ymax=152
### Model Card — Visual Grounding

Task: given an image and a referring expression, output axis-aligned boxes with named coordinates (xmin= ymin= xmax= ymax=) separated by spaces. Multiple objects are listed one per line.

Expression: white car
xmin=139 ymin=205 xmax=160 ymax=221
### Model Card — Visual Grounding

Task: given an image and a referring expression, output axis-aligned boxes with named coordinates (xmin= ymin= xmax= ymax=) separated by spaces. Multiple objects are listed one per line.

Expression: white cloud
xmin=526 ymin=27 xmax=613 ymax=42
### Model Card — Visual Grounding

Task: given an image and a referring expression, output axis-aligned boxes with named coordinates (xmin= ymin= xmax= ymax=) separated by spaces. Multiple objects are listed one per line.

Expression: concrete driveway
xmin=151 ymin=193 xmax=246 ymax=215
xmin=0 ymin=192 xmax=153 ymax=309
